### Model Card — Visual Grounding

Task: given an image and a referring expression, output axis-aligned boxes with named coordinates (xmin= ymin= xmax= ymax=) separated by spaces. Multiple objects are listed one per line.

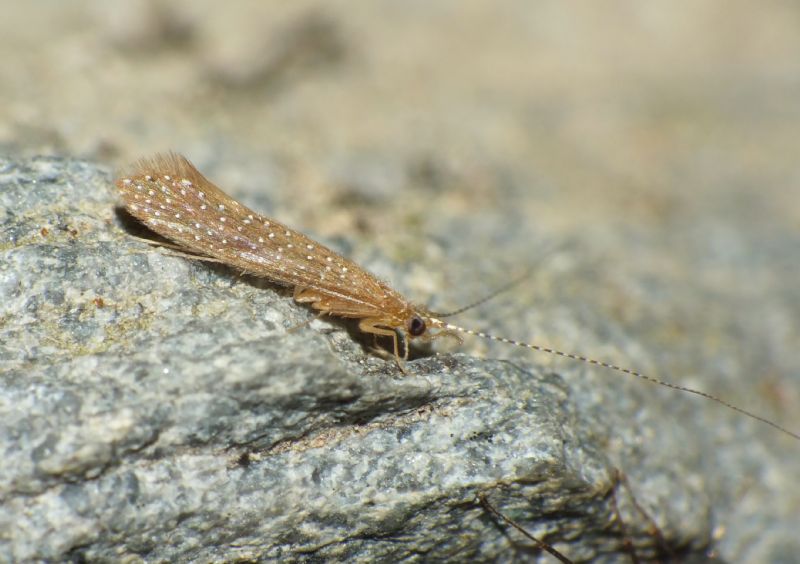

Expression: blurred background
xmin=2 ymin=1 xmax=799 ymax=558
xmin=3 ymin=1 xmax=799 ymax=232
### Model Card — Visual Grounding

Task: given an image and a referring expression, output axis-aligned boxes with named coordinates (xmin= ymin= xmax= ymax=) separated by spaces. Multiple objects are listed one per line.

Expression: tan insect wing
xmin=116 ymin=153 xmax=416 ymax=325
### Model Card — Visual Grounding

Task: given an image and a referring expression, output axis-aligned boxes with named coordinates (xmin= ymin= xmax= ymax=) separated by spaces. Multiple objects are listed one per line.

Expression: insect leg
xmin=286 ymin=312 xmax=327 ymax=334
xmin=358 ymin=319 xmax=407 ymax=373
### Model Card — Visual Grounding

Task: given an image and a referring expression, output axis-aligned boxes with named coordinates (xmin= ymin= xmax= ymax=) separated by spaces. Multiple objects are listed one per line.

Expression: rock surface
xmin=2 ymin=3 xmax=800 ymax=561
xmin=1 ymin=156 xmax=798 ymax=562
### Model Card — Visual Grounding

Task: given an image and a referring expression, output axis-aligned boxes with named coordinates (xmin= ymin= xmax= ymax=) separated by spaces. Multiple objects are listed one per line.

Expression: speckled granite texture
xmin=1 ymin=156 xmax=798 ymax=562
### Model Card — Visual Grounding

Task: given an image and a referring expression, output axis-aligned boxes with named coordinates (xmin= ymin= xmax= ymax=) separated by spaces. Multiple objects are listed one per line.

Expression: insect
xmin=115 ymin=152 xmax=799 ymax=442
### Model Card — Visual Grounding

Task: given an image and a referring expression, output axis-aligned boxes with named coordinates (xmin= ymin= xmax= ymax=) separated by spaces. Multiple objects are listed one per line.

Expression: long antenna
xmin=436 ymin=320 xmax=800 ymax=442
xmin=431 ymin=243 xmax=568 ymax=318
xmin=431 ymin=266 xmax=538 ymax=318
xmin=430 ymin=251 xmax=555 ymax=319
xmin=478 ymin=493 xmax=572 ymax=563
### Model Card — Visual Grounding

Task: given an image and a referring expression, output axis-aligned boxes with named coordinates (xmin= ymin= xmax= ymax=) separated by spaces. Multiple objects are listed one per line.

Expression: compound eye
xmin=408 ymin=316 xmax=426 ymax=337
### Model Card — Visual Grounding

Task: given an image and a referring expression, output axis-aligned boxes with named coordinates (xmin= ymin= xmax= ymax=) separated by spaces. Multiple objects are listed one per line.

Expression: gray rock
xmin=0 ymin=156 xmax=797 ymax=562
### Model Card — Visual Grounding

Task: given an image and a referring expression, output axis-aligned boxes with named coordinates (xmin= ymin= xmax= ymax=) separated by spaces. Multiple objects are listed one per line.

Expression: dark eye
xmin=408 ymin=316 xmax=426 ymax=337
